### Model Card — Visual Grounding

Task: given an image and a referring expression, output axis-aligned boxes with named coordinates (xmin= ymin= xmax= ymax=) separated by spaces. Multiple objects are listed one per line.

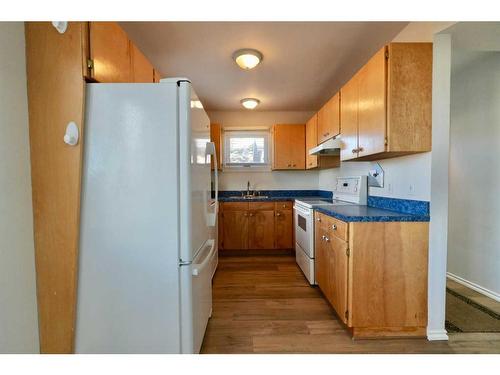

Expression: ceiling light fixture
xmin=240 ymin=98 xmax=260 ymax=110
xmin=232 ymin=49 xmax=263 ymax=70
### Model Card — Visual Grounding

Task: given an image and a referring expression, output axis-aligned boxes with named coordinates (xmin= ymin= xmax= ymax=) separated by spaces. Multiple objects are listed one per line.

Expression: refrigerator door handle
xmin=206 ymin=142 xmax=218 ymax=227
xmin=192 ymin=240 xmax=216 ymax=276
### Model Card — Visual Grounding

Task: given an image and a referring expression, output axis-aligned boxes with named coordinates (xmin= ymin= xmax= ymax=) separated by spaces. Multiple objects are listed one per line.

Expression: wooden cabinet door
xmin=340 ymin=73 xmax=359 ymax=161
xmin=317 ymin=92 xmax=340 ymax=144
xmin=315 ymin=223 xmax=330 ymax=298
xmin=89 ymin=22 xmax=131 ymax=82
xmin=130 ymin=42 xmax=154 ymax=82
xmin=210 ymin=123 xmax=222 ymax=170
xmin=357 ymin=46 xmax=387 ymax=158
xmin=272 ymin=124 xmax=305 ymax=170
xmin=248 ymin=210 xmax=275 ymax=249
xmin=25 ymin=22 xmax=88 ymax=353
xmin=275 ymin=209 xmax=293 ymax=249
xmin=327 ymin=235 xmax=349 ymax=324
xmin=305 ymin=114 xmax=318 ymax=169
xmin=223 ymin=211 xmax=248 ymax=249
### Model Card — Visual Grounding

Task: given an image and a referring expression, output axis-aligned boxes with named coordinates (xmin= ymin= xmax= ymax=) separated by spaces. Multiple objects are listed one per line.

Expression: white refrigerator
xmin=75 ymin=78 xmax=219 ymax=354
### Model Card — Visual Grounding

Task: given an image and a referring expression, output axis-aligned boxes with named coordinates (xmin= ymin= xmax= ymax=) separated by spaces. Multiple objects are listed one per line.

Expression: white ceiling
xmin=121 ymin=22 xmax=408 ymax=111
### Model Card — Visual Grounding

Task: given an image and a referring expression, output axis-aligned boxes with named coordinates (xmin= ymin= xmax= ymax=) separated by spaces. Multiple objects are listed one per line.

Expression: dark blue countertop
xmin=218 ymin=195 xmax=328 ymax=203
xmin=314 ymin=205 xmax=430 ymax=222
xmin=217 ymin=190 xmax=430 ymax=222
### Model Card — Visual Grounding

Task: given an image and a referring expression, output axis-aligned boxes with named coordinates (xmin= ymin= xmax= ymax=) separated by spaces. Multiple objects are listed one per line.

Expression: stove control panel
xmin=335 ymin=176 xmax=368 ymax=204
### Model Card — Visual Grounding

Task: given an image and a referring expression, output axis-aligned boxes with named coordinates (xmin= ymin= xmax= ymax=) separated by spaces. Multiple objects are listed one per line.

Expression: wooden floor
xmin=201 ymin=255 xmax=500 ymax=354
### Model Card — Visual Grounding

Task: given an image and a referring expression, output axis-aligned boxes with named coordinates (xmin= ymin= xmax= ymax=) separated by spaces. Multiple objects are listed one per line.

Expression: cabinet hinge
xmin=345 ymin=310 xmax=349 ymax=319
xmin=87 ymin=59 xmax=94 ymax=70
xmin=346 ymin=248 xmax=350 ymax=257
xmin=384 ymin=137 xmax=388 ymax=146
xmin=385 ymin=50 xmax=389 ymax=59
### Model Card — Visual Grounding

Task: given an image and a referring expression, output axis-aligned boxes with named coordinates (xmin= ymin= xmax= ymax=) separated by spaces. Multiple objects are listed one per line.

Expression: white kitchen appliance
xmin=293 ymin=176 xmax=367 ymax=284
xmin=75 ymin=78 xmax=218 ymax=354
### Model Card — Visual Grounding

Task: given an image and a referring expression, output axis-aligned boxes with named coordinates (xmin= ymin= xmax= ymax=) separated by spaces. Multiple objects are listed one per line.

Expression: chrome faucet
xmin=246 ymin=181 xmax=251 ymax=196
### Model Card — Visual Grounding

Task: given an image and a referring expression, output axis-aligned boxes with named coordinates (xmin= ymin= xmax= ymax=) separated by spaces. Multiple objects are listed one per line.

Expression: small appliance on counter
xmin=293 ymin=176 xmax=367 ymax=284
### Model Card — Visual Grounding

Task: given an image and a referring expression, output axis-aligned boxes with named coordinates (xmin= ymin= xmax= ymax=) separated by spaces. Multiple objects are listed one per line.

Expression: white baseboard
xmin=447 ymin=272 xmax=500 ymax=302
xmin=427 ymin=329 xmax=449 ymax=341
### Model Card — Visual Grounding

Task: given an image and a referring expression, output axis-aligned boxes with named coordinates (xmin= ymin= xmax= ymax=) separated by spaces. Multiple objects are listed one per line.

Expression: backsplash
xmin=367 ymin=196 xmax=430 ymax=216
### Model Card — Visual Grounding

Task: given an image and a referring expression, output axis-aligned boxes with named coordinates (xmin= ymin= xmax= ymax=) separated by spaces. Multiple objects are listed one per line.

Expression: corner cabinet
xmin=340 ymin=43 xmax=432 ymax=161
xmin=220 ymin=201 xmax=293 ymax=251
xmin=272 ymin=124 xmax=305 ymax=170
xmin=314 ymin=212 xmax=429 ymax=338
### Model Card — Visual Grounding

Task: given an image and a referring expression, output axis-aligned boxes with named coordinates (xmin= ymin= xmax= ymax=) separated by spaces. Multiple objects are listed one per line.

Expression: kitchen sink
xmin=227 ymin=195 xmax=269 ymax=200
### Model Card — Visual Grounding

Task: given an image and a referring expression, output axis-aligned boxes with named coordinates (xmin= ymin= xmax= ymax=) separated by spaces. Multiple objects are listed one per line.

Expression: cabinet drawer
xmin=223 ymin=202 xmax=249 ymax=211
xmin=275 ymin=201 xmax=293 ymax=210
xmin=325 ymin=216 xmax=348 ymax=242
xmin=248 ymin=201 xmax=275 ymax=211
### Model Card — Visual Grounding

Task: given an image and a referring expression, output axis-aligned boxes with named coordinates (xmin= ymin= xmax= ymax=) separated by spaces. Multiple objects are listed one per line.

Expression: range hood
xmin=308 ymin=137 xmax=341 ymax=156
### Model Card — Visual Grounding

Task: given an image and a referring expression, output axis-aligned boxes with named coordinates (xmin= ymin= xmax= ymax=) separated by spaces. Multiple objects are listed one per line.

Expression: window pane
xmin=229 ymin=136 xmax=265 ymax=164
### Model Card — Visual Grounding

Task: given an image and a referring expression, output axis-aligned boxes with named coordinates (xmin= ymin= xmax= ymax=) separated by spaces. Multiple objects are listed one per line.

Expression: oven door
xmin=293 ymin=205 xmax=314 ymax=258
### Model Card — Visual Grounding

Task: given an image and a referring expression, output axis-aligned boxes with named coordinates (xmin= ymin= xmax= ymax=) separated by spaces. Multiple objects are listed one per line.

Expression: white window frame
xmin=222 ymin=129 xmax=271 ymax=172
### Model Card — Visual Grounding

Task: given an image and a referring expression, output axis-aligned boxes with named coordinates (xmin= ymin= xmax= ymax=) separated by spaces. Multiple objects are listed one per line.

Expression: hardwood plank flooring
xmin=200 ymin=255 xmax=500 ymax=354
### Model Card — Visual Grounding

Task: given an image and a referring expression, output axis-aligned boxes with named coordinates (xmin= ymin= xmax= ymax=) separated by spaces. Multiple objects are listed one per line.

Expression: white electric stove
xmin=293 ymin=176 xmax=367 ymax=284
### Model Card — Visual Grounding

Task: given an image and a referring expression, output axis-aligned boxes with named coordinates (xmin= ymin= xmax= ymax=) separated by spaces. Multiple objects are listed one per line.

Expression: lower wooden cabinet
xmin=220 ymin=201 xmax=293 ymax=250
xmin=314 ymin=211 xmax=429 ymax=338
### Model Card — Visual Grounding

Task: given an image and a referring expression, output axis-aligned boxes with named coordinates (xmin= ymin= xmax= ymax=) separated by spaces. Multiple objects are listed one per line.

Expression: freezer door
xmin=76 ymin=83 xmax=181 ymax=353
xmin=180 ymin=239 xmax=215 ymax=353
xmin=178 ymin=82 xmax=213 ymax=263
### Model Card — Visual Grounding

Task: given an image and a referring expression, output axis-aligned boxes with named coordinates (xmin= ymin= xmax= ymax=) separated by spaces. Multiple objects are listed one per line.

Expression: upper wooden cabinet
xmin=210 ymin=123 xmax=222 ymax=171
xmin=130 ymin=42 xmax=154 ymax=83
xmin=88 ymin=22 xmax=161 ymax=83
xmin=305 ymin=114 xmax=318 ymax=169
xmin=317 ymin=92 xmax=341 ymax=144
xmin=89 ymin=22 xmax=132 ymax=83
xmin=340 ymin=70 xmax=360 ymax=161
xmin=340 ymin=43 xmax=432 ymax=161
xmin=272 ymin=124 xmax=305 ymax=170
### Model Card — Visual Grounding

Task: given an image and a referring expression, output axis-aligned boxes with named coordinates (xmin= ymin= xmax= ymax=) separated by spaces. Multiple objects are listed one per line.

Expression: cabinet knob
xmin=292 ymin=164 xmax=296 ymax=167
xmin=358 ymin=147 xmax=364 ymax=152
xmin=316 ymin=217 xmax=321 ymax=222
xmin=282 ymin=204 xmax=286 ymax=208
xmin=276 ymin=212 xmax=281 ymax=217
xmin=249 ymin=213 xmax=254 ymax=217
xmin=352 ymin=148 xmax=358 ymax=153
xmin=287 ymin=164 xmax=291 ymax=167
xmin=332 ymin=224 xmax=337 ymax=230
xmin=321 ymin=235 xmax=326 ymax=241
xmin=325 ymin=236 xmax=330 ymax=242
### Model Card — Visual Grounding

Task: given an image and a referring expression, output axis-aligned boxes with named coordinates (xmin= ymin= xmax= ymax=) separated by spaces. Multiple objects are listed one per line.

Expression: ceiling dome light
xmin=232 ymin=49 xmax=263 ymax=70
xmin=240 ymin=98 xmax=260 ymax=109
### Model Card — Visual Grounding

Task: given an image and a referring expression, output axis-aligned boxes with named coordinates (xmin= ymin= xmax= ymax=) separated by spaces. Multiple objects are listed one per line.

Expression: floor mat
xmin=445 ymin=288 xmax=500 ymax=333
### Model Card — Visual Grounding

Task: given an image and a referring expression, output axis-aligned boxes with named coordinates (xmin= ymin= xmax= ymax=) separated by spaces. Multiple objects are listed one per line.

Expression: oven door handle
xmin=293 ymin=205 xmax=311 ymax=216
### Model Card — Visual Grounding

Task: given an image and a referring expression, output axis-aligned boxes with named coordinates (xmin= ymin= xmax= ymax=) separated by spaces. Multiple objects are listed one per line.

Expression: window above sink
xmin=223 ymin=129 xmax=271 ymax=172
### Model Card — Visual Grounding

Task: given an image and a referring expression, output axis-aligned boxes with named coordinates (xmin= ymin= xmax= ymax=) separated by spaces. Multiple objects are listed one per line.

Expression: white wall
xmin=447 ymin=28 xmax=500 ymax=298
xmin=0 ymin=22 xmax=39 ymax=353
xmin=208 ymin=110 xmax=319 ymax=190
xmin=318 ymin=153 xmax=432 ymax=201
